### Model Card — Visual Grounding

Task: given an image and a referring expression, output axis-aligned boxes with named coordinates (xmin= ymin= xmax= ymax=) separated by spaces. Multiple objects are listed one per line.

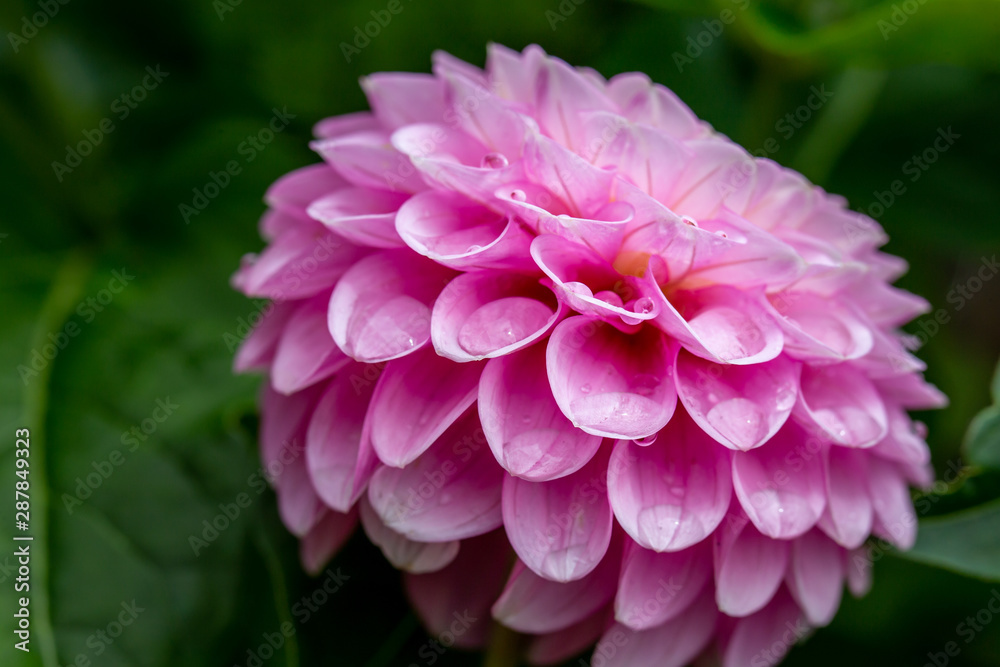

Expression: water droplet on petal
xmin=580 ymin=383 xmax=592 ymax=394
xmin=465 ymin=244 xmax=484 ymax=253
xmin=481 ymin=152 xmax=509 ymax=169
xmin=632 ymin=296 xmax=655 ymax=315
xmin=682 ymin=215 xmax=699 ymax=227
xmin=631 ymin=373 xmax=661 ymax=398
xmin=707 ymin=397 xmax=766 ymax=450
xmin=714 ymin=230 xmax=728 ymax=238
xmin=510 ymin=189 xmax=527 ymax=202
xmin=633 ymin=433 xmax=657 ymax=446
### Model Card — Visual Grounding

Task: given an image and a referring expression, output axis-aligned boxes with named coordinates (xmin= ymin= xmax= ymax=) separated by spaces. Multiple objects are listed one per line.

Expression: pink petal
xmin=313 ymin=111 xmax=379 ymax=139
xmin=525 ymin=605 xmax=611 ymax=666
xmin=598 ymin=593 xmax=718 ymax=667
xmin=502 ymin=447 xmax=614 ymax=581
xmin=721 ymin=589 xmax=808 ymax=667
xmin=276 ymin=453 xmax=327 ymax=537
xmin=531 ymin=52 xmax=617 ymax=150
xmin=265 ymin=163 xmax=348 ymax=218
xmin=312 ymin=130 xmax=428 ymax=193
xmin=845 ymin=546 xmax=873 ymax=597
xmin=675 ymin=351 xmax=800 ymax=451
xmin=714 ymin=513 xmax=790 ymax=617
xmin=732 ymin=422 xmax=827 ymax=539
xmin=404 ymin=530 xmax=510 ymax=650
xmin=479 ymin=344 xmax=603 ymax=481
xmin=608 ymin=413 xmax=732 ymax=552
xmin=793 ymin=364 xmax=888 ymax=448
xmin=785 ymin=530 xmax=844 ymax=626
xmin=868 ymin=456 xmax=917 ymax=549
xmin=531 ymin=236 xmax=657 ymax=328
xmin=396 ymin=190 xmax=536 ymax=272
xmin=328 ymin=249 xmax=457 ymax=363
xmin=271 ymin=292 xmax=350 ymax=395
xmin=432 ymin=271 xmax=563 ymax=363
xmin=300 ymin=507 xmax=359 ymax=575
xmin=523 ymin=128 xmax=615 ymax=216
xmin=870 ymin=405 xmax=931 ymax=468
xmin=648 ymin=284 xmax=784 ymax=366
xmin=874 ymin=373 xmax=948 ymax=410
xmin=606 ymin=73 xmax=705 ymax=140
xmin=361 ymin=73 xmax=447 ymax=130
xmin=306 ymin=187 xmax=408 ymax=249
xmin=768 ymin=292 xmax=874 ymax=362
xmin=233 ymin=300 xmax=296 ymax=373
xmin=305 ymin=362 xmax=382 ymax=512
xmin=367 ymin=407 xmax=504 ymax=542
xmin=367 ymin=347 xmax=484 ymax=467
xmin=235 ymin=227 xmax=368 ymax=300
xmin=615 ymin=539 xmax=711 ymax=630
xmin=440 ymin=67 xmax=527 ymax=157
xmin=492 ymin=541 xmax=620 ymax=634
xmin=358 ymin=497 xmax=459 ymax=573
xmin=547 ymin=317 xmax=677 ymax=439
xmin=259 ymin=382 xmax=323 ymax=472
xmin=665 ymin=139 xmax=756 ymax=219
xmin=505 ymin=194 xmax=634 ymax=263
xmin=817 ymin=446 xmax=873 ymax=549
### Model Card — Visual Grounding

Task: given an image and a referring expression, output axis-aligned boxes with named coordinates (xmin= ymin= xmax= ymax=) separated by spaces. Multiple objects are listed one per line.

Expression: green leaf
xmin=964 ymin=358 xmax=1000 ymax=470
xmin=902 ymin=498 xmax=1000 ymax=581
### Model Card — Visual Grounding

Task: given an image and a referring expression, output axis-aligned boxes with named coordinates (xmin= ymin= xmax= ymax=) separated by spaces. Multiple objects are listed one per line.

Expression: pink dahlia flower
xmin=232 ymin=44 xmax=945 ymax=667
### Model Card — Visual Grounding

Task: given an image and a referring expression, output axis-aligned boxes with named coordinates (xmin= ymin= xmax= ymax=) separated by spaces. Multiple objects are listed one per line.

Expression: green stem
xmin=483 ymin=623 xmax=523 ymax=667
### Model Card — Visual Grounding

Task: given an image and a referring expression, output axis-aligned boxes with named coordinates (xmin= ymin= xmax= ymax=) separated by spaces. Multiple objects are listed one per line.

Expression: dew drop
xmin=510 ymin=189 xmax=527 ymax=202
xmin=681 ymin=215 xmax=699 ymax=227
xmin=580 ymin=383 xmax=592 ymax=394
xmin=632 ymin=296 xmax=655 ymax=315
xmin=481 ymin=152 xmax=509 ymax=169
xmin=714 ymin=230 xmax=728 ymax=238
xmin=633 ymin=433 xmax=657 ymax=446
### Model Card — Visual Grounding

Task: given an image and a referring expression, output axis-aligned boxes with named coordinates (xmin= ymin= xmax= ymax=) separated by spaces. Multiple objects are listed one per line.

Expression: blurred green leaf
xmin=965 ymin=359 xmax=1000 ymax=470
xmin=903 ymin=498 xmax=1000 ymax=581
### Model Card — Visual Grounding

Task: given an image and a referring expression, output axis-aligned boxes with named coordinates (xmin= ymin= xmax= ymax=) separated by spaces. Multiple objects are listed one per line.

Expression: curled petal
xmin=306 ymin=362 xmax=382 ymax=512
xmin=817 ymin=446 xmax=873 ymax=549
xmin=265 ymin=163 xmax=348 ymax=219
xmin=597 ymin=593 xmax=717 ymax=667
xmin=532 ymin=235 xmax=657 ymax=328
xmin=367 ymin=407 xmax=504 ymax=542
xmin=615 ymin=539 xmax=711 ymax=630
xmin=608 ymin=413 xmax=732 ymax=552
xmin=722 ymin=589 xmax=808 ymax=667
xmin=768 ymin=292 xmax=874 ymax=362
xmin=793 ymin=364 xmax=888 ymax=448
xmin=272 ymin=292 xmax=350 ymax=395
xmin=547 ymin=317 xmax=677 ymax=439
xmin=714 ymin=513 xmax=789 ymax=617
xmin=300 ymin=507 xmax=359 ymax=575
xmin=732 ymin=423 xmax=827 ymax=539
xmin=396 ymin=190 xmax=536 ymax=272
xmin=312 ymin=130 xmax=428 ymax=193
xmin=328 ymin=249 xmax=457 ymax=363
xmin=358 ymin=497 xmax=459 ymax=573
xmin=366 ymin=346 xmax=484 ymax=467
xmin=404 ymin=530 xmax=510 ymax=650
xmin=502 ymin=447 xmax=614 ymax=582
xmin=307 ymin=187 xmax=408 ymax=248
xmin=675 ymin=351 xmax=800 ymax=451
xmin=432 ymin=271 xmax=562 ymax=362
xmin=492 ymin=540 xmax=620 ymax=634
xmin=648 ymin=284 xmax=784 ymax=365
xmin=785 ymin=530 xmax=844 ymax=626
xmin=479 ymin=343 xmax=603 ymax=481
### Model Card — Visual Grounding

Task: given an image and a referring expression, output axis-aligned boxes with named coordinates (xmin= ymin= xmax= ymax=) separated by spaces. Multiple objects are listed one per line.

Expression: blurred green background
xmin=1 ymin=0 xmax=999 ymax=665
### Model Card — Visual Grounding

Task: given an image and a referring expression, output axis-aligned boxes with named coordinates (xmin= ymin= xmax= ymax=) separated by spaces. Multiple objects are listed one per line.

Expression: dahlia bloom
xmin=232 ymin=44 xmax=945 ymax=667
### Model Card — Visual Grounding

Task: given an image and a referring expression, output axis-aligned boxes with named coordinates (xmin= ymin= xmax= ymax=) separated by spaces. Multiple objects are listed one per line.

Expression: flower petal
xmin=547 ymin=317 xmax=677 ymax=439
xmin=675 ymin=351 xmax=800 ymax=451
xmin=361 ymin=72 xmax=447 ymax=130
xmin=868 ymin=456 xmax=917 ymax=549
xmin=598 ymin=593 xmax=718 ymax=667
xmin=265 ymin=163 xmax=348 ymax=219
xmin=817 ymin=446 xmax=872 ymax=549
xmin=479 ymin=343 xmax=603 ymax=481
xmin=785 ymin=530 xmax=844 ymax=626
xmin=608 ymin=412 xmax=732 ymax=552
xmin=367 ymin=347 xmax=484 ymax=467
xmin=307 ymin=186 xmax=408 ymax=249
xmin=368 ymin=407 xmax=504 ymax=542
xmin=502 ymin=447 xmax=614 ymax=581
xmin=328 ymin=249 xmax=457 ymax=363
xmin=615 ymin=539 xmax=711 ymax=630
xmin=714 ymin=512 xmax=789 ymax=617
xmin=721 ymin=589 xmax=808 ymax=667
xmin=732 ymin=423 xmax=827 ymax=539
xmin=358 ymin=497 xmax=460 ymax=573
xmin=312 ymin=130 xmax=428 ymax=193
xmin=272 ymin=292 xmax=351 ymax=395
xmin=233 ymin=300 xmax=296 ymax=373
xmin=300 ymin=507 xmax=359 ymax=575
xmin=793 ymin=364 xmax=888 ymax=448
